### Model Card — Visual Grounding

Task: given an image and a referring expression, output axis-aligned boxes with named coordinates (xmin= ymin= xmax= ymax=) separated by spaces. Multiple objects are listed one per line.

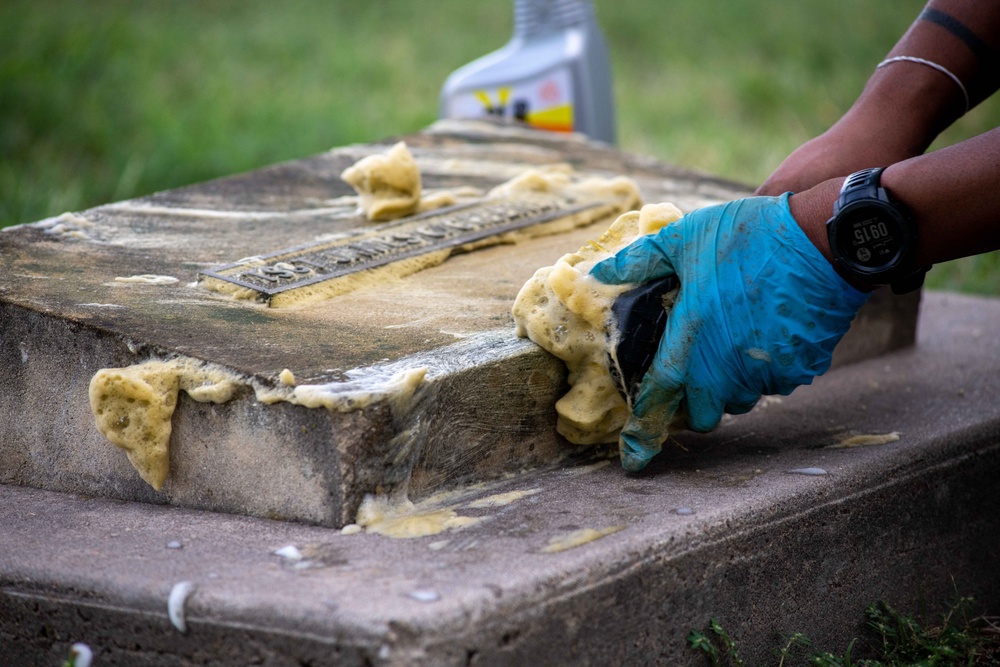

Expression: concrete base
xmin=3 ymin=291 xmax=998 ymax=666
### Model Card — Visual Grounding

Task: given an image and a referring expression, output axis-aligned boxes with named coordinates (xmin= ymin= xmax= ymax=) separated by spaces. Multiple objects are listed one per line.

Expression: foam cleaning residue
xmin=341 ymin=142 xmax=454 ymax=221
xmin=202 ymin=150 xmax=641 ymax=308
xmin=351 ymin=485 xmax=545 ymax=539
xmin=827 ymin=431 xmax=901 ymax=449
xmin=541 ymin=525 xmax=624 ymax=553
xmin=89 ymin=359 xmax=240 ymax=490
xmin=511 ymin=202 xmax=683 ymax=446
xmin=89 ymin=356 xmax=428 ymax=491
xmin=355 ymin=492 xmax=481 ymax=539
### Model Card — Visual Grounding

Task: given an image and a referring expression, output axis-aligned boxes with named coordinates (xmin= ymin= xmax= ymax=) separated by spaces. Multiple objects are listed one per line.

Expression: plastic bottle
xmin=440 ymin=0 xmax=616 ymax=144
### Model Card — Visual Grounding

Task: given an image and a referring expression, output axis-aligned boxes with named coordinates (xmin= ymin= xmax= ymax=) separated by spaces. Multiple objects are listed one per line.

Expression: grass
xmin=689 ymin=595 xmax=1000 ymax=666
xmin=1 ymin=0 xmax=998 ymax=293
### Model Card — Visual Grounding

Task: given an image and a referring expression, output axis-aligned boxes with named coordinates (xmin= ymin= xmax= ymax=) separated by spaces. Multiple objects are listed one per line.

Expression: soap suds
xmin=341 ymin=142 xmax=425 ymax=221
xmin=114 ymin=275 xmax=180 ymax=285
xmin=828 ymin=432 xmax=901 ymax=449
xmin=464 ymin=488 xmax=540 ymax=509
xmin=32 ymin=211 xmax=96 ymax=240
xmin=353 ymin=477 xmax=544 ymax=539
xmin=512 ymin=203 xmax=683 ymax=445
xmin=564 ymin=459 xmax=612 ymax=476
xmin=417 ymin=190 xmax=458 ymax=211
xmin=355 ymin=493 xmax=480 ymax=539
xmin=753 ymin=396 xmax=784 ymax=410
xmin=90 ymin=355 xmax=433 ymax=491
xmin=274 ymin=367 xmax=427 ymax=413
xmin=102 ymin=201 xmax=353 ymax=220
xmin=541 ymin=526 xmax=624 ymax=553
xmin=228 ymin=250 xmax=455 ymax=307
xmin=89 ymin=359 xmax=240 ymax=489
xmin=204 ymin=160 xmax=639 ymax=307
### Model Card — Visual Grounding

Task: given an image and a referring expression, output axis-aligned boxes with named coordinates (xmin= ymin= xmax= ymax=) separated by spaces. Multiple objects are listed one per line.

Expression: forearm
xmin=789 ymin=127 xmax=1000 ymax=285
xmin=758 ymin=0 xmax=1000 ymax=196
xmin=900 ymin=0 xmax=1000 ymax=110
xmin=860 ymin=0 xmax=1000 ymax=140
xmin=885 ymin=127 xmax=1000 ymax=265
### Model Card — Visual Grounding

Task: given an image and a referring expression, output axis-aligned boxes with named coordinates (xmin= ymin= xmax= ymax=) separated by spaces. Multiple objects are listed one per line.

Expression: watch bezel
xmin=827 ymin=197 xmax=914 ymax=280
xmin=825 ymin=167 xmax=927 ymax=293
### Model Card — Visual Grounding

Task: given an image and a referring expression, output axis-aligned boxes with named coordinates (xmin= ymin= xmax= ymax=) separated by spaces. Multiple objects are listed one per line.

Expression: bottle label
xmin=447 ymin=67 xmax=574 ymax=133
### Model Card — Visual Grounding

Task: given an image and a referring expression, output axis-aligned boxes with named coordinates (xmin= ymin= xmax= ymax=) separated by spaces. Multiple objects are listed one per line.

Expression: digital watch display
xmin=826 ymin=168 xmax=927 ymax=294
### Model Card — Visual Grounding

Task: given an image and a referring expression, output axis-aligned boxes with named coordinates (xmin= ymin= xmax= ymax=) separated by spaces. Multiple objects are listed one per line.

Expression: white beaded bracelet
xmin=876 ymin=55 xmax=970 ymax=114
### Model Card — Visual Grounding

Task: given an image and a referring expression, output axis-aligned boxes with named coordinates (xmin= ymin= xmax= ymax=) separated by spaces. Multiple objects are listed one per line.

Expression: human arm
xmin=757 ymin=0 xmax=1000 ymax=196
xmin=590 ymin=196 xmax=870 ymax=471
xmin=791 ymin=126 xmax=1000 ymax=281
xmin=592 ymin=127 xmax=1000 ymax=471
xmin=589 ymin=1 xmax=1000 ymax=472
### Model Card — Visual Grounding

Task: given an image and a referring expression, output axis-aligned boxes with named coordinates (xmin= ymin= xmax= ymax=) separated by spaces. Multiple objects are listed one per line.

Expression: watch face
xmin=834 ymin=206 xmax=905 ymax=271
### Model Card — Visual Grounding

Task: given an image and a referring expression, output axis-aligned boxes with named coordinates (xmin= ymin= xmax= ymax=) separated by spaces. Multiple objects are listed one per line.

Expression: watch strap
xmin=890 ymin=270 xmax=927 ymax=295
xmin=832 ymin=168 xmax=928 ymax=294
xmin=835 ymin=167 xmax=886 ymax=214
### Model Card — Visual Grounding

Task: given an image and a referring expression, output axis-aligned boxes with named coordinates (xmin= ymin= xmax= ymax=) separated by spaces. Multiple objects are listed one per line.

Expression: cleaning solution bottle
xmin=440 ymin=0 xmax=616 ymax=144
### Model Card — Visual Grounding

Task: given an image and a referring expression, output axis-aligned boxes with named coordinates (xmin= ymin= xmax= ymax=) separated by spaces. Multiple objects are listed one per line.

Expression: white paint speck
xmin=407 ymin=589 xmax=440 ymax=603
xmin=166 ymin=540 xmax=183 ymax=549
xmin=755 ymin=395 xmax=783 ymax=409
xmin=787 ymin=467 xmax=828 ymax=476
xmin=114 ymin=274 xmax=179 ymax=285
xmin=168 ymin=581 xmax=196 ymax=633
xmin=274 ymin=545 xmax=304 ymax=561
xmin=68 ymin=643 xmax=92 ymax=667
xmin=675 ymin=507 xmax=695 ymax=516
xmin=279 ymin=368 xmax=296 ymax=386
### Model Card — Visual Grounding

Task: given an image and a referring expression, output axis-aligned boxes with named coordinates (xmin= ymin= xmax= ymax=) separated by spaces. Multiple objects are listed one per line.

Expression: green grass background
xmin=2 ymin=0 xmax=997 ymax=293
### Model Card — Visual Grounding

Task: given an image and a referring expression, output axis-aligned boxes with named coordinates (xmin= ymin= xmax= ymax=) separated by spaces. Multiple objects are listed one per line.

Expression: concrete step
xmin=3 ymin=291 xmax=998 ymax=665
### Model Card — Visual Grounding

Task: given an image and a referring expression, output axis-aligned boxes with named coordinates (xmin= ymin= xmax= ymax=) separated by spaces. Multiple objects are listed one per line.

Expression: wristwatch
xmin=826 ymin=167 xmax=928 ymax=294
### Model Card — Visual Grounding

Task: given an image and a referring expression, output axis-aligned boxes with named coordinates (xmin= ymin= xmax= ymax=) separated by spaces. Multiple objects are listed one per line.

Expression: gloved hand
xmin=591 ymin=194 xmax=870 ymax=471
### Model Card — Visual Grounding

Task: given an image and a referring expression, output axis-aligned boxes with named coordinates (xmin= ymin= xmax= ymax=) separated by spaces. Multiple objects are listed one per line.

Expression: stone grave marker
xmin=0 ymin=120 xmax=919 ymax=527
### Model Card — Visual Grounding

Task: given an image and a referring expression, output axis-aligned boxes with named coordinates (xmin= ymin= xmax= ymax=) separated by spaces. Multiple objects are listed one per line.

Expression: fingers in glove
xmin=618 ymin=303 xmax=695 ymax=470
xmin=682 ymin=383 xmax=726 ymax=433
xmin=619 ymin=388 xmax=683 ymax=471
xmin=590 ymin=228 xmax=681 ymax=285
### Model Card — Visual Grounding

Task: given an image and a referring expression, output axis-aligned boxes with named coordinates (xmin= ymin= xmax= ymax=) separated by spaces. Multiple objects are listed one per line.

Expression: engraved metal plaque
xmin=199 ymin=193 xmax=620 ymax=306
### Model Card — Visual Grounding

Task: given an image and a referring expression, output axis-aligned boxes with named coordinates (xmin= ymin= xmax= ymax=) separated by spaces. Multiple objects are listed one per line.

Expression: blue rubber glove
xmin=591 ymin=194 xmax=870 ymax=471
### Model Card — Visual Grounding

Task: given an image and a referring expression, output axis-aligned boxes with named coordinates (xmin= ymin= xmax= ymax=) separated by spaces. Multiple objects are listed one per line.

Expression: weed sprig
xmin=688 ymin=595 xmax=1000 ymax=666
